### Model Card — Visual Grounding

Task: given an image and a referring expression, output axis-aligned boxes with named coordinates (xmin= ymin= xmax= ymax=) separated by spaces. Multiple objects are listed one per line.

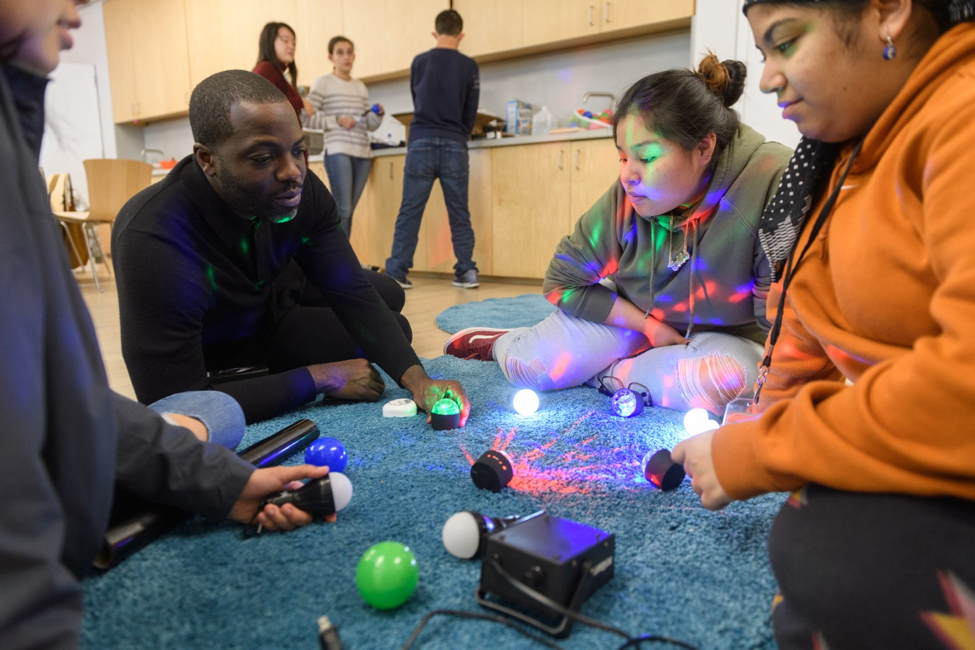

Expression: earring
xmin=883 ymin=29 xmax=897 ymax=60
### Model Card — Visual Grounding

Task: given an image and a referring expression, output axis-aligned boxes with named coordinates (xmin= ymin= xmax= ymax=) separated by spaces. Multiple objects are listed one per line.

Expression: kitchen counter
xmin=370 ymin=127 xmax=613 ymax=158
xmin=151 ymin=129 xmax=614 ymax=175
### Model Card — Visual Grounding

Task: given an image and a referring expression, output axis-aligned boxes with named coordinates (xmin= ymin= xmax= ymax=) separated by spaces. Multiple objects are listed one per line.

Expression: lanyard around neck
xmin=754 ymin=138 xmax=863 ymax=405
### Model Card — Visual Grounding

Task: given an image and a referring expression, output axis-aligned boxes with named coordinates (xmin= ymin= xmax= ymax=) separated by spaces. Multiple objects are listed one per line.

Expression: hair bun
xmin=696 ymin=53 xmax=746 ymax=108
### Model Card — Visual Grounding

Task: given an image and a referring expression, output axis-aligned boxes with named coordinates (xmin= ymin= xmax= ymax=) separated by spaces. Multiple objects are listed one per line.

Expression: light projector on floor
xmin=476 ymin=513 xmax=615 ymax=638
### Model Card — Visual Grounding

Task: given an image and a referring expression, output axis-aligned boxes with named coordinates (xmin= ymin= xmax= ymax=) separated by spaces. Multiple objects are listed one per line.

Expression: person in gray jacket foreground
xmin=0 ymin=2 xmax=330 ymax=648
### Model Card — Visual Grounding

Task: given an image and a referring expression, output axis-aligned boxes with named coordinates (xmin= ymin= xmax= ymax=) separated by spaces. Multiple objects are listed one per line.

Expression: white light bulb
xmin=442 ymin=511 xmax=480 ymax=559
xmin=683 ymin=408 xmax=719 ymax=436
xmin=512 ymin=389 xmax=539 ymax=415
xmin=329 ymin=472 xmax=353 ymax=511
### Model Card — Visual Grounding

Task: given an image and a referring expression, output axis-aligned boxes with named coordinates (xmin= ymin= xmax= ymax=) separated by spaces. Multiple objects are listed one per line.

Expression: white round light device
xmin=442 ymin=511 xmax=481 ymax=559
xmin=328 ymin=472 xmax=353 ymax=511
xmin=683 ymin=408 xmax=720 ymax=436
xmin=512 ymin=389 xmax=539 ymax=415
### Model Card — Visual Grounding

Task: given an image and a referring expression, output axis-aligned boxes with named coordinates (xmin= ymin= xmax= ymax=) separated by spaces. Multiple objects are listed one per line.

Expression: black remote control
xmin=263 ymin=476 xmax=336 ymax=516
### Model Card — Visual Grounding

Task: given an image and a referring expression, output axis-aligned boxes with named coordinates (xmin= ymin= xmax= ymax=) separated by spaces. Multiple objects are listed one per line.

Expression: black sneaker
xmin=452 ymin=269 xmax=479 ymax=288
xmin=389 ymin=275 xmax=412 ymax=289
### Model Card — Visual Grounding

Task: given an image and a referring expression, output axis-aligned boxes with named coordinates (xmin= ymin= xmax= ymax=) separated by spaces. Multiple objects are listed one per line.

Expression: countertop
xmin=151 ymin=128 xmax=614 ymax=175
xmin=369 ymin=127 xmax=613 ymax=158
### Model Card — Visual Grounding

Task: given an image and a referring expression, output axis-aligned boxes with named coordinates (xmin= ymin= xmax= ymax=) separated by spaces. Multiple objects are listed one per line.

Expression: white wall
xmin=691 ymin=0 xmax=801 ymax=149
xmin=57 ymin=0 xmax=146 ymax=161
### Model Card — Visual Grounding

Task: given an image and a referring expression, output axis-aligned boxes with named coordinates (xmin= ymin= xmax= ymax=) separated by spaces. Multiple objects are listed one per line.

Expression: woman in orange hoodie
xmin=673 ymin=1 xmax=975 ymax=647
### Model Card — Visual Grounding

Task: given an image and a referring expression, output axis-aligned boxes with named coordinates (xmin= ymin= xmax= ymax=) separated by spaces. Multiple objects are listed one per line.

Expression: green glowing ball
xmin=355 ymin=542 xmax=419 ymax=610
xmin=431 ymin=398 xmax=460 ymax=415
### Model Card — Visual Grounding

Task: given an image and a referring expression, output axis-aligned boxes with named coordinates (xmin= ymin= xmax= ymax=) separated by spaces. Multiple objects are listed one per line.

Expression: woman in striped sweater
xmin=306 ymin=36 xmax=385 ymax=238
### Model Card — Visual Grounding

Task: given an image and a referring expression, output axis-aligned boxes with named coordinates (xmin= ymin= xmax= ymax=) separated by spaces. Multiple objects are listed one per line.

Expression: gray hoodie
xmin=543 ymin=124 xmax=792 ymax=343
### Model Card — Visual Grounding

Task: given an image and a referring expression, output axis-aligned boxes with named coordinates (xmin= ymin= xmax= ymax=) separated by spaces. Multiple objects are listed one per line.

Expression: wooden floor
xmin=78 ymin=268 xmax=541 ymax=400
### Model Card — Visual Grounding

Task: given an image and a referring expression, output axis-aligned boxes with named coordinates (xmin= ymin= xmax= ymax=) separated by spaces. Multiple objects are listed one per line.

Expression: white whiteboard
xmin=40 ymin=62 xmax=104 ymax=209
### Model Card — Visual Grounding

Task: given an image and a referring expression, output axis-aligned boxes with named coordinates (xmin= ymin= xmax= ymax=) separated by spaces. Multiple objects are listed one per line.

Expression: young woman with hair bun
xmin=445 ymin=54 xmax=792 ymax=416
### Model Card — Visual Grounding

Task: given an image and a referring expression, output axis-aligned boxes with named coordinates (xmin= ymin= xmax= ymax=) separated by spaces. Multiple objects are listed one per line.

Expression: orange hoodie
xmin=712 ymin=22 xmax=975 ymax=502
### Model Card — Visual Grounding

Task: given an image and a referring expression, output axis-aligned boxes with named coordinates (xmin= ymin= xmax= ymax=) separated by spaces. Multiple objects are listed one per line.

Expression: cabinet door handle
xmin=558 ymin=150 xmax=564 ymax=170
xmin=588 ymin=5 xmax=595 ymax=25
xmin=389 ymin=162 xmax=393 ymax=179
xmin=604 ymin=2 xmax=611 ymax=23
xmin=574 ymin=150 xmax=581 ymax=170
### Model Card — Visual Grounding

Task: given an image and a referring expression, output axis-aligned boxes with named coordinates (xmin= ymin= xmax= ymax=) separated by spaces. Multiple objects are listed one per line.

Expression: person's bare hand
xmin=337 ymin=116 xmax=356 ymax=129
xmin=301 ymin=96 xmax=316 ymax=117
xmin=229 ymin=464 xmax=336 ymax=531
xmin=400 ymin=365 xmax=470 ymax=427
xmin=308 ymin=359 xmax=386 ymax=401
xmin=672 ymin=431 xmax=733 ymax=510
xmin=645 ymin=321 xmax=690 ymax=348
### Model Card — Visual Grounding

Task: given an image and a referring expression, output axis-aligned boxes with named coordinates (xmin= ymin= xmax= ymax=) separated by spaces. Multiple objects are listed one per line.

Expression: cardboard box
xmin=393 ymin=110 xmax=504 ymax=142
xmin=505 ymin=100 xmax=532 ymax=136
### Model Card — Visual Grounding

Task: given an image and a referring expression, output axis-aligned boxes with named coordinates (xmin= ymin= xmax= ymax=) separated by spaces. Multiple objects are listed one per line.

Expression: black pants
xmin=769 ymin=484 xmax=975 ymax=650
xmin=205 ymin=268 xmax=411 ymax=376
xmin=267 ymin=268 xmax=410 ymax=374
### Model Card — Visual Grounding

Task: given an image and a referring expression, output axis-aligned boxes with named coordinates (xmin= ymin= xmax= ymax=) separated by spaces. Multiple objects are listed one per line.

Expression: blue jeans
xmin=385 ymin=137 xmax=477 ymax=278
xmin=493 ymin=309 xmax=763 ymax=413
xmin=148 ymin=391 xmax=246 ymax=450
xmin=324 ymin=153 xmax=372 ymax=238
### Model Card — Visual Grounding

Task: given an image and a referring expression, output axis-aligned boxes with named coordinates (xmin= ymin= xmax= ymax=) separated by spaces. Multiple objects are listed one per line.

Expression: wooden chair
xmin=52 ymin=159 xmax=152 ymax=292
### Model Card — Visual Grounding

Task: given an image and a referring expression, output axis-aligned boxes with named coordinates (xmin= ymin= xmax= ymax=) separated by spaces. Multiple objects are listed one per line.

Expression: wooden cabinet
xmin=421 ymin=149 xmax=493 ymax=275
xmin=459 ymin=0 xmax=696 ymax=59
xmin=491 ymin=142 xmax=571 ymax=279
xmin=306 ymin=160 xmax=331 ymax=191
xmin=350 ymin=155 xmax=409 ymax=269
xmin=104 ymin=0 xmax=191 ymax=124
xmin=568 ymin=138 xmax=621 ymax=232
xmin=294 ymin=1 xmax=346 ymax=86
xmin=598 ymin=0 xmax=696 ymax=36
xmin=102 ymin=0 xmax=137 ymax=123
xmin=345 ymin=137 xmax=614 ymax=279
xmin=184 ymin=0 xmax=298 ymax=90
xmin=521 ymin=0 xmax=600 ymax=47
xmin=343 ymin=0 xmax=447 ymax=79
xmin=453 ymin=0 xmax=524 ymax=58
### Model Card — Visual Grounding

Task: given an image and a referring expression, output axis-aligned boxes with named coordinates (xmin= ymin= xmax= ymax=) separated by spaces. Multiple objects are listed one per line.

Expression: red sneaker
xmin=443 ymin=327 xmax=510 ymax=361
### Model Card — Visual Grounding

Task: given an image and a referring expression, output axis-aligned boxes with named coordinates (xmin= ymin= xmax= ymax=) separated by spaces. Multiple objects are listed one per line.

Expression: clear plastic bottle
xmin=533 ymin=106 xmax=555 ymax=136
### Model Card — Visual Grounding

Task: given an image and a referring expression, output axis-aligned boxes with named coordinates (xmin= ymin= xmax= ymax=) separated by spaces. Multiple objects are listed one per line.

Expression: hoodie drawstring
xmin=685 ymin=218 xmax=699 ymax=340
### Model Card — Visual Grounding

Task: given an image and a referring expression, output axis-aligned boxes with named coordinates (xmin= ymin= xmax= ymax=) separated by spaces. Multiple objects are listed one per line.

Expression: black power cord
xmin=402 ymin=609 xmax=565 ymax=650
xmin=487 ymin=558 xmax=699 ymax=650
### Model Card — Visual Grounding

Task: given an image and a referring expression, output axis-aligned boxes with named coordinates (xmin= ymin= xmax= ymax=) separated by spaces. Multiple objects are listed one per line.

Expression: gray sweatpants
xmin=492 ymin=309 xmax=763 ymax=413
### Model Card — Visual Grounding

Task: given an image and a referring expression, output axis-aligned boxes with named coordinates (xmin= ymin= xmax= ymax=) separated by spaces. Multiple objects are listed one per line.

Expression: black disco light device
xmin=475 ymin=512 xmax=615 ymax=638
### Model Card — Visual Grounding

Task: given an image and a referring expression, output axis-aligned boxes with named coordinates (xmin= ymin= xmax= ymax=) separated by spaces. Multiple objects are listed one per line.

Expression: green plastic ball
xmin=355 ymin=542 xmax=419 ymax=610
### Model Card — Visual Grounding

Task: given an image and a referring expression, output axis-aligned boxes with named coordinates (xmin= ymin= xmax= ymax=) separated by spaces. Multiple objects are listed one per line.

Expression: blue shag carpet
xmin=436 ymin=293 xmax=556 ymax=334
xmin=81 ymin=298 xmax=783 ymax=650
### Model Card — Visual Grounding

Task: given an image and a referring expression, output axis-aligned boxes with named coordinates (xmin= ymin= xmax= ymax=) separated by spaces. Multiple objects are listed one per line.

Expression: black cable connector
xmin=318 ymin=615 xmax=343 ymax=650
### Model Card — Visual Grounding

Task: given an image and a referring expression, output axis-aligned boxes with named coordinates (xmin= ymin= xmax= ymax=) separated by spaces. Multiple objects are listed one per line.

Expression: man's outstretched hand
xmin=400 ymin=365 xmax=470 ymax=427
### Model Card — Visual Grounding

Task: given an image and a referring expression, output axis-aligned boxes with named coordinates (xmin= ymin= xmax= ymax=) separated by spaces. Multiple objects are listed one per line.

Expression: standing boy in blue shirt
xmin=385 ymin=9 xmax=480 ymax=289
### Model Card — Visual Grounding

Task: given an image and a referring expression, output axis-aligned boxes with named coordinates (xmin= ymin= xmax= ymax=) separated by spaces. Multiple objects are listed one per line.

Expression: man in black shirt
xmin=113 ymin=70 xmax=470 ymax=425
